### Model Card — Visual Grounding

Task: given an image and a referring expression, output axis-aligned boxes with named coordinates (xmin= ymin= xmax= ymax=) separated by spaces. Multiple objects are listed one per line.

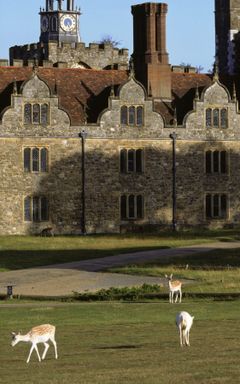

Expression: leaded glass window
xmin=40 ymin=148 xmax=48 ymax=172
xmin=121 ymin=106 xmax=128 ymax=125
xmin=206 ymin=194 xmax=228 ymax=219
xmin=24 ymin=196 xmax=31 ymax=221
xmin=41 ymin=104 xmax=48 ymax=125
xmin=221 ymin=108 xmax=228 ymax=128
xmin=33 ymin=104 xmax=40 ymax=124
xmin=206 ymin=108 xmax=212 ymax=127
xmin=213 ymin=109 xmax=219 ymax=127
xmin=136 ymin=106 xmax=143 ymax=126
xmin=128 ymin=106 xmax=135 ymax=125
xmin=120 ymin=194 xmax=144 ymax=220
xmin=24 ymin=104 xmax=32 ymax=124
xmin=32 ymin=148 xmax=40 ymax=172
xmin=24 ymin=148 xmax=31 ymax=172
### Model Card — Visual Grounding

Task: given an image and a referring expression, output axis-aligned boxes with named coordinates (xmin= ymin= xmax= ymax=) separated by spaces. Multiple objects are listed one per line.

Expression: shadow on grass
xmin=0 ymin=246 xmax=170 ymax=271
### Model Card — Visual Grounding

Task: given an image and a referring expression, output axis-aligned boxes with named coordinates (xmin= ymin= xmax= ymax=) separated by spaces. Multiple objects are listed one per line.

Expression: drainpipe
xmin=169 ymin=132 xmax=177 ymax=231
xmin=79 ymin=130 xmax=87 ymax=234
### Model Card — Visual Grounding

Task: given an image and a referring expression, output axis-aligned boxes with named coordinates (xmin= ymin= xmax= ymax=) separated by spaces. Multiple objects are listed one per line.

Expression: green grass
xmin=110 ymin=247 xmax=240 ymax=294
xmin=1 ymin=301 xmax=240 ymax=384
xmin=0 ymin=230 xmax=239 ymax=271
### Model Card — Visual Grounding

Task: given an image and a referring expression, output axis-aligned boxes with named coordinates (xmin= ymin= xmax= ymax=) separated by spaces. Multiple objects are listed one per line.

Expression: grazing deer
xmin=11 ymin=324 xmax=58 ymax=363
xmin=176 ymin=311 xmax=194 ymax=347
xmin=165 ymin=273 xmax=182 ymax=303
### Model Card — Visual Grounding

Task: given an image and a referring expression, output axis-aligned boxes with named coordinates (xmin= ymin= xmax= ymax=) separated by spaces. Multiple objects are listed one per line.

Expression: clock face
xmin=41 ymin=16 xmax=49 ymax=32
xmin=60 ymin=15 xmax=76 ymax=32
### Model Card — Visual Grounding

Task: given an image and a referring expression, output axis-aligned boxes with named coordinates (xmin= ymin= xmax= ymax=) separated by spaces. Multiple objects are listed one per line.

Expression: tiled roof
xmin=0 ymin=66 xmax=216 ymax=125
xmin=0 ymin=67 xmax=128 ymax=124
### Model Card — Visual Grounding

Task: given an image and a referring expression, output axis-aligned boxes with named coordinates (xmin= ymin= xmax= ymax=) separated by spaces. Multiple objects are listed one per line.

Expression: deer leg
xmin=42 ymin=343 xmax=49 ymax=360
xmin=27 ymin=343 xmax=41 ymax=363
xmin=175 ymin=292 xmax=179 ymax=303
xmin=179 ymin=289 xmax=182 ymax=303
xmin=51 ymin=338 xmax=58 ymax=359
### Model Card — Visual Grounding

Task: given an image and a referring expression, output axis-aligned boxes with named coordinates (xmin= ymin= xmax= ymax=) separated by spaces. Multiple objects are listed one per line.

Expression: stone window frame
xmin=23 ymin=147 xmax=49 ymax=173
xmin=205 ymin=193 xmax=228 ymax=220
xmin=120 ymin=194 xmax=144 ymax=220
xmin=120 ymin=105 xmax=144 ymax=127
xmin=24 ymin=195 xmax=49 ymax=222
xmin=205 ymin=150 xmax=228 ymax=175
xmin=23 ymin=102 xmax=50 ymax=126
xmin=205 ymin=107 xmax=228 ymax=128
xmin=120 ymin=148 xmax=144 ymax=173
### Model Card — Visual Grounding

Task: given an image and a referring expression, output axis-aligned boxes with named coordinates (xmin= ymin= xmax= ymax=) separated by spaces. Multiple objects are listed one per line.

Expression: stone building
xmin=0 ymin=1 xmax=240 ymax=235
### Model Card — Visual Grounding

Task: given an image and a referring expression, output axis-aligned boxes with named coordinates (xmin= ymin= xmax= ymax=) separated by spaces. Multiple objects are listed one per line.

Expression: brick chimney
xmin=131 ymin=2 xmax=172 ymax=99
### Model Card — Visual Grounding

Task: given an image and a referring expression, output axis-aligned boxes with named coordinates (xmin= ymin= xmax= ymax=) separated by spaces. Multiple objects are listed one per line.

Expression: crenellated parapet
xmin=10 ymin=41 xmax=129 ymax=70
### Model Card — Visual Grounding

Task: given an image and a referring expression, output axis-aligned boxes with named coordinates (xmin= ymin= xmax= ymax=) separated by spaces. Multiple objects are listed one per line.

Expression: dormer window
xmin=121 ymin=106 xmax=144 ymax=126
xmin=24 ymin=103 xmax=49 ymax=125
xmin=205 ymin=107 xmax=228 ymax=128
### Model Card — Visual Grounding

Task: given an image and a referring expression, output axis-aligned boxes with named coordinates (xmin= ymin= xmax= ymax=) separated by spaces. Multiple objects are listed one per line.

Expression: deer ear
xmin=11 ymin=332 xmax=16 ymax=336
xmin=170 ymin=273 xmax=173 ymax=279
xmin=165 ymin=274 xmax=168 ymax=278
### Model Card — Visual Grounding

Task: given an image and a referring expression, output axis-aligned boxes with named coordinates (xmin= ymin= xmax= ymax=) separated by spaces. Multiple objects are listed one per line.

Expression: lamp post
xmin=79 ymin=130 xmax=87 ymax=235
xmin=170 ymin=132 xmax=177 ymax=231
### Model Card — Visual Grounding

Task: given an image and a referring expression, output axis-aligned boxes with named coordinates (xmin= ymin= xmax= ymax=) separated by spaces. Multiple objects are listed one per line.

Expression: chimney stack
xmin=131 ymin=3 xmax=171 ymax=99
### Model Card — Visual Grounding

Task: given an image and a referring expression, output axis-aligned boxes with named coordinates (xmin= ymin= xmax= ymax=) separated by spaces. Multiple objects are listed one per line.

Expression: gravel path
xmin=0 ymin=241 xmax=239 ymax=297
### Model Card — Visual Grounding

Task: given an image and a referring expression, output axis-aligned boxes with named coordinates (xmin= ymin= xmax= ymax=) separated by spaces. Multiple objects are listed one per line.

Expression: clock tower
xmin=40 ymin=0 xmax=81 ymax=44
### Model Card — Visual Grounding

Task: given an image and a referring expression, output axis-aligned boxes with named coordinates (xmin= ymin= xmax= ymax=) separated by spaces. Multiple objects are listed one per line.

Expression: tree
xmin=98 ymin=35 xmax=121 ymax=48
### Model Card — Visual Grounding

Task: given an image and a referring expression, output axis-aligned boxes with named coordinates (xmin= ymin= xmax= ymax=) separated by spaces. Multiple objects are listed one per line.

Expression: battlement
xmin=10 ymin=41 xmax=129 ymax=70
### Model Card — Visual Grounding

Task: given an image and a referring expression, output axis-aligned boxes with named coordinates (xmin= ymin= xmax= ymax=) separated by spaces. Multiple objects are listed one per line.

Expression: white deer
xmin=165 ymin=273 xmax=182 ymax=303
xmin=176 ymin=311 xmax=194 ymax=347
xmin=11 ymin=324 xmax=58 ymax=363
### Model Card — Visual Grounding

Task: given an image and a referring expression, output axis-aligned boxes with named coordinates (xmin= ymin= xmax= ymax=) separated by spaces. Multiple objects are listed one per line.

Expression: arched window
xmin=213 ymin=109 xmax=219 ymax=127
xmin=41 ymin=148 xmax=48 ymax=172
xmin=24 ymin=104 xmax=32 ymax=124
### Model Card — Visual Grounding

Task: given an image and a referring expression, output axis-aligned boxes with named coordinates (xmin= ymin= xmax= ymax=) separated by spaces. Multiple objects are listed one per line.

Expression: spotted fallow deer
xmin=11 ymin=324 xmax=58 ymax=363
xmin=176 ymin=311 xmax=194 ymax=346
xmin=165 ymin=273 xmax=182 ymax=303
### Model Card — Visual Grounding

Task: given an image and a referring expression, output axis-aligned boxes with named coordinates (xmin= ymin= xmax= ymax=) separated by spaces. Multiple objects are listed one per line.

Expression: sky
xmin=0 ymin=0 xmax=215 ymax=72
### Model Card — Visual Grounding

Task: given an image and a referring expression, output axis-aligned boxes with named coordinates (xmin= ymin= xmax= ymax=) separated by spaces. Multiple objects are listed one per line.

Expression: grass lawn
xmin=0 ymin=230 xmax=240 ymax=271
xmin=110 ymin=247 xmax=240 ymax=294
xmin=1 ymin=301 xmax=240 ymax=384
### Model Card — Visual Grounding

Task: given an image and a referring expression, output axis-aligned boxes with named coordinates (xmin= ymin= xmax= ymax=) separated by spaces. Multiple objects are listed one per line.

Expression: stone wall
xmin=10 ymin=42 xmax=129 ymax=70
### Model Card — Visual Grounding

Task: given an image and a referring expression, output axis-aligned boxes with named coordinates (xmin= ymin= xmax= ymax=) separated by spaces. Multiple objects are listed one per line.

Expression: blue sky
xmin=0 ymin=0 xmax=215 ymax=72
